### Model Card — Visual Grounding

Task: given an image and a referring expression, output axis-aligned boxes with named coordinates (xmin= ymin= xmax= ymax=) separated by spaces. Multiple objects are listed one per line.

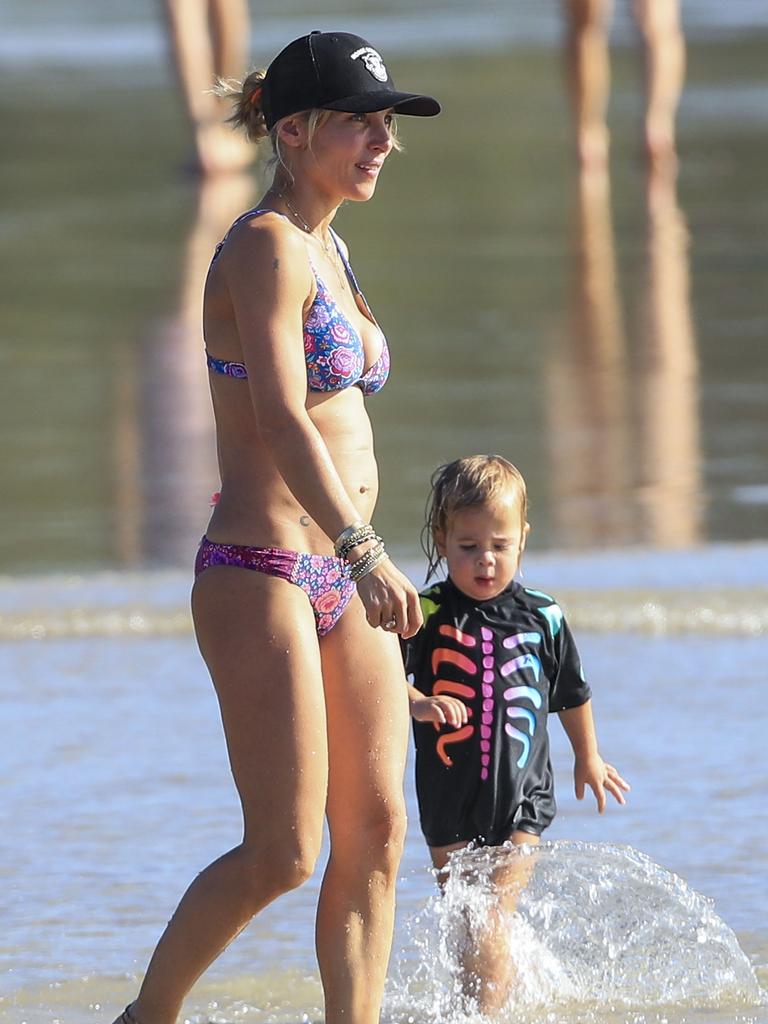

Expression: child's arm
xmin=408 ymin=684 xmax=469 ymax=729
xmin=558 ymin=700 xmax=630 ymax=812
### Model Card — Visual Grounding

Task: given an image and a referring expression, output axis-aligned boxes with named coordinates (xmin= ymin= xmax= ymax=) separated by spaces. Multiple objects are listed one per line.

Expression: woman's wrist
xmin=334 ymin=522 xmax=376 ymax=559
xmin=344 ymin=536 xmax=378 ymax=560
xmin=332 ymin=520 xmax=390 ymax=582
xmin=347 ymin=541 xmax=388 ymax=583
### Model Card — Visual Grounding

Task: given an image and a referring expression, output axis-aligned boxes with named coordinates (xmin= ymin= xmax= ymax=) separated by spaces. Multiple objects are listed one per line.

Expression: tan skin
xmin=408 ymin=497 xmax=629 ymax=1013
xmin=161 ymin=0 xmax=253 ymax=174
xmin=116 ymin=108 xmax=422 ymax=1024
xmin=563 ymin=0 xmax=685 ymax=171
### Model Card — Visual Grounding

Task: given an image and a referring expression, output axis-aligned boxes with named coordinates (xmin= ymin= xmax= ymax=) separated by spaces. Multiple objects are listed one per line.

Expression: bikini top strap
xmin=328 ymin=226 xmax=378 ymax=324
xmin=329 ymin=226 xmax=363 ymax=295
xmin=212 ymin=207 xmax=291 ymax=260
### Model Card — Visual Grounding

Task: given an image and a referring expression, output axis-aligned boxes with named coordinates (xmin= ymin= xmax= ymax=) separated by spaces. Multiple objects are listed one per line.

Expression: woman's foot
xmin=111 ymin=1003 xmax=141 ymax=1024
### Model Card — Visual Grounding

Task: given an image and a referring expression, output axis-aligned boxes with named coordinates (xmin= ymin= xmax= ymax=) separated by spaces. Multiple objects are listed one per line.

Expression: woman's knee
xmin=333 ymin=798 xmax=408 ymax=872
xmin=378 ymin=807 xmax=408 ymax=873
xmin=239 ymin=830 xmax=322 ymax=905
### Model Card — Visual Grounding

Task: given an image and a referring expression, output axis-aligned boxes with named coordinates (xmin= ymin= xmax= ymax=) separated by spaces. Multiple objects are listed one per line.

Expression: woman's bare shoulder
xmin=220 ymin=210 xmax=312 ymax=287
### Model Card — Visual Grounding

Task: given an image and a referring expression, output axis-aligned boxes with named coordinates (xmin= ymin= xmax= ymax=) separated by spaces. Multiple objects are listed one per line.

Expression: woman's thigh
xmin=192 ymin=566 xmax=328 ymax=843
xmin=319 ymin=596 xmax=410 ymax=835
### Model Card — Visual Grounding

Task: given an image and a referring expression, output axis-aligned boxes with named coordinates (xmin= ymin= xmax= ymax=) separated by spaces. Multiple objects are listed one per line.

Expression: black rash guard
xmin=402 ymin=578 xmax=591 ymax=847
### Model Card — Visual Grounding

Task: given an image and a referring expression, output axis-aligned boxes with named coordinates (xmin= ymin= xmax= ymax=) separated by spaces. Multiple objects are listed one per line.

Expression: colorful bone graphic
xmin=436 ymin=725 xmax=475 ymax=767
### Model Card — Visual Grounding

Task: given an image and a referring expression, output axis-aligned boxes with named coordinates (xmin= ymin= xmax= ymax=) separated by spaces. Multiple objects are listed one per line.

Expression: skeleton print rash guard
xmin=402 ymin=578 xmax=591 ymax=847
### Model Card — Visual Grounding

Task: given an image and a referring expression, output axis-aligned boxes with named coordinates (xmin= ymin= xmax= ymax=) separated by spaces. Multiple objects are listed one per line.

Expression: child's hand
xmin=574 ymin=755 xmax=630 ymax=813
xmin=410 ymin=695 xmax=470 ymax=729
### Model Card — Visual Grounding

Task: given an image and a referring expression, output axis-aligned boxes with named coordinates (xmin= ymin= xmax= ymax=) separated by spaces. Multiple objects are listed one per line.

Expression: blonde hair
xmin=422 ymin=455 xmax=529 ymax=581
xmin=216 ymin=70 xmax=403 ymax=169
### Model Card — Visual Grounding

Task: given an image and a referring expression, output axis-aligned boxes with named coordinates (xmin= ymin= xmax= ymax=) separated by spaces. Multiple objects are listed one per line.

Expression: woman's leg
xmin=430 ymin=832 xmax=540 ymax=1015
xmin=316 ymin=599 xmax=410 ymax=1024
xmin=122 ymin=568 xmax=329 ymax=1024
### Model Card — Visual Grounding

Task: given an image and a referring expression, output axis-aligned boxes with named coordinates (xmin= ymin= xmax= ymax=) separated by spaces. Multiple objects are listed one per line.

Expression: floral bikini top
xmin=205 ymin=208 xmax=390 ymax=396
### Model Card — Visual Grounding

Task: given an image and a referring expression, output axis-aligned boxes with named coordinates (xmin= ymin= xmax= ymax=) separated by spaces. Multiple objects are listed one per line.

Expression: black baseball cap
xmin=261 ymin=31 xmax=441 ymax=130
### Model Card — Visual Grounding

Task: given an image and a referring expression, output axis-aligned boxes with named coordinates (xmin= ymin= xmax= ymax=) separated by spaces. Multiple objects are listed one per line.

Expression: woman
xmin=114 ymin=31 xmax=439 ymax=1024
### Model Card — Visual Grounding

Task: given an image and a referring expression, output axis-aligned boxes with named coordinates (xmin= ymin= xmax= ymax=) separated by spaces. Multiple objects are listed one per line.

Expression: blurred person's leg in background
xmin=563 ymin=0 xmax=613 ymax=170
xmin=563 ymin=0 xmax=684 ymax=170
xmin=161 ymin=0 xmax=254 ymax=175
xmin=634 ymin=0 xmax=685 ymax=168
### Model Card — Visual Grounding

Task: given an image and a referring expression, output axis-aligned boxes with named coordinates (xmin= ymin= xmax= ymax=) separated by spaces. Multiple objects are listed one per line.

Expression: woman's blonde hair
xmin=422 ymin=455 xmax=529 ymax=581
xmin=216 ymin=69 xmax=402 ymax=172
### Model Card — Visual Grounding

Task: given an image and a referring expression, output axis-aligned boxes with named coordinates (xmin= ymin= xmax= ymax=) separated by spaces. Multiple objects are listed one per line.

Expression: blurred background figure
xmin=139 ymin=174 xmax=256 ymax=564
xmin=563 ymin=0 xmax=686 ymax=170
xmin=634 ymin=163 xmax=701 ymax=545
xmin=545 ymin=161 xmax=701 ymax=548
xmin=161 ymin=0 xmax=254 ymax=174
xmin=111 ymin=174 xmax=256 ymax=566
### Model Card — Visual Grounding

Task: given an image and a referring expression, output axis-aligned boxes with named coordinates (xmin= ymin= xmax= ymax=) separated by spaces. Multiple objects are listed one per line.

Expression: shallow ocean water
xmin=1 ymin=1 xmax=767 ymax=1022
xmin=2 ymin=548 xmax=766 ymax=1023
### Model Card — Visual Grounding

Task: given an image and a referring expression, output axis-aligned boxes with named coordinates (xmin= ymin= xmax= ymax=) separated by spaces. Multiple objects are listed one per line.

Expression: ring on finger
xmin=383 ymin=618 xmax=397 ymax=630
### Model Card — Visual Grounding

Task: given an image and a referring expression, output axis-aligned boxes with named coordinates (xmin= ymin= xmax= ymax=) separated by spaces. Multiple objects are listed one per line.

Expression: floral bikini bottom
xmin=194 ymin=536 xmax=356 ymax=636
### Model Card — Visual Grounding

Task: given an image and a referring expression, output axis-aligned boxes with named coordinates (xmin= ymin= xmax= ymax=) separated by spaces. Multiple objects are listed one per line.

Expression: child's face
xmin=436 ymin=497 xmax=529 ymax=602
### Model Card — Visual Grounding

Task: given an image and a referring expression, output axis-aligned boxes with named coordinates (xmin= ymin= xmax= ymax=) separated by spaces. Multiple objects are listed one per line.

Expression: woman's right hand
xmin=355 ymin=556 xmax=423 ymax=638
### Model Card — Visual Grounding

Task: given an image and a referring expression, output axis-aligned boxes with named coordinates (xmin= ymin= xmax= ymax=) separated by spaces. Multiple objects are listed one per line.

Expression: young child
xmin=402 ymin=454 xmax=629 ymax=1011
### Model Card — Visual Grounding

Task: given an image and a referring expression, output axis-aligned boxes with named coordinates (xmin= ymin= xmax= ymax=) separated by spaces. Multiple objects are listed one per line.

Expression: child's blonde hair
xmin=422 ymin=454 xmax=528 ymax=580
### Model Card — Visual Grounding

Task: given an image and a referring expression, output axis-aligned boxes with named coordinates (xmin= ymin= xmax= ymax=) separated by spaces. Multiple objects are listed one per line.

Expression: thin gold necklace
xmin=272 ymin=190 xmax=348 ymax=288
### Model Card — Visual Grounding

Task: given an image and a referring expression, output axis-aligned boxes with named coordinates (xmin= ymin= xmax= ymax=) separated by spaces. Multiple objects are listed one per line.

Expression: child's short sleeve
xmin=548 ymin=613 xmax=592 ymax=712
xmin=400 ymin=630 xmax=423 ymax=680
xmin=400 ymin=586 xmax=443 ymax=683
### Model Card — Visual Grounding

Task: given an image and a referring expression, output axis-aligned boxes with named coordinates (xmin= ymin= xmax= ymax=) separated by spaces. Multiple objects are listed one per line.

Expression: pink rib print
xmin=479 ymin=627 xmax=495 ymax=780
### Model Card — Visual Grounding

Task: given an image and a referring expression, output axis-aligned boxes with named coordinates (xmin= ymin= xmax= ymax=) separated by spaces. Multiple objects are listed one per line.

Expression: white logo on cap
xmin=350 ymin=46 xmax=388 ymax=83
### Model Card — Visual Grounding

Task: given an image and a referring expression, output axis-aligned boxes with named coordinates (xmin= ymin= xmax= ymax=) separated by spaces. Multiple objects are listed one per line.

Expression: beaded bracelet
xmin=349 ymin=547 xmax=386 ymax=583
xmin=334 ymin=523 xmax=374 ymax=559
xmin=338 ymin=532 xmax=383 ymax=563
xmin=348 ymin=542 xmax=387 ymax=583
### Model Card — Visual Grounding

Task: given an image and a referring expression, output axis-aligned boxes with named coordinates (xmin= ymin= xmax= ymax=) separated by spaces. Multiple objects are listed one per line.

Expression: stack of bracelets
xmin=334 ymin=523 xmax=387 ymax=583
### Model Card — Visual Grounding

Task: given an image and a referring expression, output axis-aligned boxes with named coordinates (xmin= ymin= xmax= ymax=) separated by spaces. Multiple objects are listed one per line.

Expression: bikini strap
xmin=329 ymin=226 xmax=364 ymax=294
xmin=211 ymin=207 xmax=291 ymax=261
xmin=328 ymin=226 xmax=377 ymax=320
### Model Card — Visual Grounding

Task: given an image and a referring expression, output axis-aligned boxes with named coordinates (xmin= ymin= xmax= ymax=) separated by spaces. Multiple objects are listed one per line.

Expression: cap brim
xmin=322 ymin=90 xmax=441 ymax=117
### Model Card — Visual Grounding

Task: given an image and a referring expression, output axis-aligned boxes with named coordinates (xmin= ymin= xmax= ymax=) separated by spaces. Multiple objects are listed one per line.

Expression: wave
xmin=0 ymin=567 xmax=765 ymax=640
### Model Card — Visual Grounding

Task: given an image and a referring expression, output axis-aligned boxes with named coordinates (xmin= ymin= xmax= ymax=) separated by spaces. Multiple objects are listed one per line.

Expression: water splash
xmin=388 ymin=841 xmax=765 ymax=1023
